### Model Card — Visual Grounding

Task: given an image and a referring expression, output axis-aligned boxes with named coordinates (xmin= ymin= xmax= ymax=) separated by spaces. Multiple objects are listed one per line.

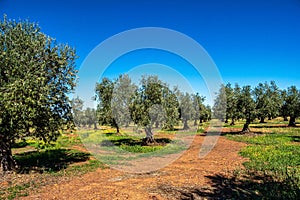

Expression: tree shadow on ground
xmin=100 ymin=138 xmax=172 ymax=147
xmin=251 ymin=124 xmax=299 ymax=129
xmin=221 ymin=131 xmax=265 ymax=136
xmin=11 ymin=141 xmax=28 ymax=148
xmin=178 ymin=173 xmax=300 ymax=200
xmin=290 ymin=136 xmax=300 ymax=142
xmin=14 ymin=149 xmax=90 ymax=174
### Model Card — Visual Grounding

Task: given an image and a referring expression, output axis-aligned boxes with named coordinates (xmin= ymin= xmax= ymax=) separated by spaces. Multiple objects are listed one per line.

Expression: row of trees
xmin=213 ymin=81 xmax=300 ymax=132
xmin=71 ymin=97 xmax=98 ymax=129
xmin=94 ymin=74 xmax=211 ymax=143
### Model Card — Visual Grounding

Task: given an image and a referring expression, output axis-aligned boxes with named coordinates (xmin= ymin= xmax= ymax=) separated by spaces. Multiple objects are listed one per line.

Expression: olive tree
xmin=0 ymin=16 xmax=77 ymax=171
xmin=71 ymin=96 xmax=84 ymax=128
xmin=253 ymin=81 xmax=282 ymax=123
xmin=95 ymin=78 xmax=119 ymax=132
xmin=283 ymin=86 xmax=300 ymax=126
xmin=111 ymin=74 xmax=137 ymax=128
xmin=129 ymin=76 xmax=179 ymax=143
xmin=177 ymin=92 xmax=195 ymax=130
xmin=213 ymin=84 xmax=227 ymax=121
xmin=237 ymin=85 xmax=256 ymax=132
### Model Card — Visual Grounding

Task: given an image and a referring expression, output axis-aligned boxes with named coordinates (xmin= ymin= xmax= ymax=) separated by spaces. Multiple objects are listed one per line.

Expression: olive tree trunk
xmin=0 ymin=138 xmax=17 ymax=172
xmin=193 ymin=119 xmax=198 ymax=126
xmin=288 ymin=116 xmax=296 ymax=127
xmin=144 ymin=126 xmax=154 ymax=144
xmin=183 ymin=119 xmax=189 ymax=130
xmin=93 ymin=122 xmax=98 ymax=130
xmin=259 ymin=117 xmax=265 ymax=123
xmin=241 ymin=118 xmax=251 ymax=133
xmin=230 ymin=118 xmax=235 ymax=126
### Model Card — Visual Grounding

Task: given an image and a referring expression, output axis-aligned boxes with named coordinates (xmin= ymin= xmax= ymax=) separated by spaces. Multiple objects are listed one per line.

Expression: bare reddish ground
xmin=21 ymin=134 xmax=247 ymax=200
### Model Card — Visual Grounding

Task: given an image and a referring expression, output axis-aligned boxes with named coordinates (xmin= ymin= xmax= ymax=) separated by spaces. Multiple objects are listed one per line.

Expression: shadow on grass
xmin=11 ymin=141 xmax=28 ymax=148
xmin=14 ymin=149 xmax=90 ymax=174
xmin=100 ymin=138 xmax=172 ymax=147
xmin=291 ymin=136 xmax=300 ymax=142
xmin=178 ymin=173 xmax=300 ymax=199
xmin=221 ymin=131 xmax=265 ymax=136
xmin=251 ymin=124 xmax=300 ymax=129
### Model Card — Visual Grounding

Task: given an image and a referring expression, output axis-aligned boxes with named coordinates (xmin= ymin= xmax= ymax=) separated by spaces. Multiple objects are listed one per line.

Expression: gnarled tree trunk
xmin=193 ymin=119 xmax=198 ymax=126
xmin=225 ymin=118 xmax=228 ymax=123
xmin=112 ymin=118 xmax=120 ymax=133
xmin=241 ymin=123 xmax=250 ymax=132
xmin=230 ymin=118 xmax=235 ymax=126
xmin=288 ymin=116 xmax=296 ymax=127
xmin=0 ymin=137 xmax=17 ymax=172
xmin=93 ymin=122 xmax=98 ymax=130
xmin=183 ymin=119 xmax=189 ymax=130
xmin=199 ymin=118 xmax=203 ymax=124
xmin=144 ymin=126 xmax=154 ymax=144
xmin=241 ymin=118 xmax=251 ymax=133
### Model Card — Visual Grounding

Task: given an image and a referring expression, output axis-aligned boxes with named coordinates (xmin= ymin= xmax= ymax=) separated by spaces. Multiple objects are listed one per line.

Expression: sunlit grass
xmin=226 ymin=120 xmax=300 ymax=198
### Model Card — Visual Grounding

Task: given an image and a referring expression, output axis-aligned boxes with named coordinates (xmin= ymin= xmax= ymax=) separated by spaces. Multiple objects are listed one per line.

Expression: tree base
xmin=0 ymin=140 xmax=18 ymax=172
xmin=142 ymin=137 xmax=155 ymax=145
xmin=288 ymin=122 xmax=297 ymax=127
xmin=241 ymin=123 xmax=250 ymax=133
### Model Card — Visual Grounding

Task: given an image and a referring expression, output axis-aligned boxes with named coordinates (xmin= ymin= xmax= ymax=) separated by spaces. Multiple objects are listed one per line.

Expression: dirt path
xmin=21 ymin=135 xmax=247 ymax=200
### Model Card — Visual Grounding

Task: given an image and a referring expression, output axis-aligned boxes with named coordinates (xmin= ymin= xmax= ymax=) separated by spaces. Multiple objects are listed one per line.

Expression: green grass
xmin=77 ymin=129 xmax=191 ymax=167
xmin=79 ymin=129 xmax=177 ymax=153
xmin=226 ymin=124 xmax=300 ymax=198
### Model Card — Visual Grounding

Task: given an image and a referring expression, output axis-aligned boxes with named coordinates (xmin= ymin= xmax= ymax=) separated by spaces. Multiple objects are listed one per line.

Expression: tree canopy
xmin=129 ymin=75 xmax=179 ymax=143
xmin=0 ymin=16 xmax=77 ymax=171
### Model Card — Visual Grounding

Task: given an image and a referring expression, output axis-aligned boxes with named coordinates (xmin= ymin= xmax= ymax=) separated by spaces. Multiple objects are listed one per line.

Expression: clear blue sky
xmin=1 ymin=0 xmax=300 ymax=105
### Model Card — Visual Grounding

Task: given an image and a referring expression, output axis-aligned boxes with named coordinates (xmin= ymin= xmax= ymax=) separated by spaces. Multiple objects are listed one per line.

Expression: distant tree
xmin=283 ymin=86 xmax=300 ymax=126
xmin=203 ymin=105 xmax=212 ymax=122
xmin=253 ymin=81 xmax=282 ymax=123
xmin=280 ymin=90 xmax=289 ymax=121
xmin=162 ymin=89 xmax=179 ymax=130
xmin=178 ymin=92 xmax=195 ymax=130
xmin=253 ymin=82 xmax=270 ymax=123
xmin=71 ymin=96 xmax=84 ymax=128
xmin=0 ymin=16 xmax=77 ymax=171
xmin=192 ymin=93 xmax=206 ymax=125
xmin=267 ymin=81 xmax=282 ymax=120
xmin=237 ymin=85 xmax=256 ymax=132
xmin=224 ymin=83 xmax=239 ymax=125
xmin=213 ymin=85 xmax=227 ymax=121
xmin=111 ymin=74 xmax=137 ymax=128
xmin=84 ymin=108 xmax=98 ymax=129
xmin=95 ymin=78 xmax=120 ymax=133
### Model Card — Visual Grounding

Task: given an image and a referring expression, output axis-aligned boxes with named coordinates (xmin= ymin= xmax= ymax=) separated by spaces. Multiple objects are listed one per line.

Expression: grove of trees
xmin=94 ymin=74 xmax=211 ymax=143
xmin=71 ymin=97 xmax=98 ymax=130
xmin=0 ymin=16 xmax=77 ymax=171
xmin=213 ymin=81 xmax=300 ymax=132
xmin=1 ymin=15 xmax=299 ymax=172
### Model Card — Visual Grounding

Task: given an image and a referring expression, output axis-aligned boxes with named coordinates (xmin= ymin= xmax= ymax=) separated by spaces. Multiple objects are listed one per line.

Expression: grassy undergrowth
xmin=226 ymin=122 xmax=300 ymax=199
xmin=78 ymin=128 xmax=194 ymax=166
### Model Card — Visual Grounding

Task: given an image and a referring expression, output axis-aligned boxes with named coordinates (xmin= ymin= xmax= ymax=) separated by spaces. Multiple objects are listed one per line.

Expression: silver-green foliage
xmin=0 ymin=16 xmax=77 ymax=171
